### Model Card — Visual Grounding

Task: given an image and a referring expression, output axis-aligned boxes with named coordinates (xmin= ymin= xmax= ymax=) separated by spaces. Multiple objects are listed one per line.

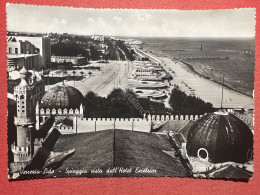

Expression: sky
xmin=6 ymin=4 xmax=256 ymax=37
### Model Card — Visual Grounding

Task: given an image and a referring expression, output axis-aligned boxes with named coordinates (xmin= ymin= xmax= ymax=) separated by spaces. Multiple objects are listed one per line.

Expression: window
xmin=9 ymin=48 xmax=12 ymax=54
xmin=15 ymin=48 xmax=18 ymax=54
xmin=197 ymin=148 xmax=208 ymax=161
xmin=20 ymin=95 xmax=24 ymax=100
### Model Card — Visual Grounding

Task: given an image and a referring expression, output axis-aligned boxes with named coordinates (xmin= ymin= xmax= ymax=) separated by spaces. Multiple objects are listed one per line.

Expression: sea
xmin=138 ymin=37 xmax=255 ymax=97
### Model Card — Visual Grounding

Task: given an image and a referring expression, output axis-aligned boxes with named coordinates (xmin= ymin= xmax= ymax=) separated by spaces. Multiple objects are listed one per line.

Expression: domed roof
xmin=40 ymin=84 xmax=84 ymax=110
xmin=19 ymin=66 xmax=27 ymax=74
xmin=186 ymin=111 xmax=253 ymax=163
xmin=19 ymin=66 xmax=29 ymax=80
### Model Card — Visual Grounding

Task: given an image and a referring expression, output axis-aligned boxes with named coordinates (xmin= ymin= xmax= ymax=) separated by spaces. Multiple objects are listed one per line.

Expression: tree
xmin=51 ymin=42 xmax=89 ymax=57
xmin=80 ymin=71 xmax=84 ymax=76
xmin=83 ymin=91 xmax=109 ymax=117
xmin=82 ymin=88 xmax=170 ymax=118
xmin=89 ymin=45 xmax=100 ymax=60
xmin=169 ymin=88 xmax=215 ymax=115
xmin=72 ymin=70 xmax=76 ymax=86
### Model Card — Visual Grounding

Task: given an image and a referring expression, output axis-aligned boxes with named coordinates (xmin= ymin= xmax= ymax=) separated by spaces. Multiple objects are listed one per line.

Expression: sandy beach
xmin=140 ymin=49 xmax=254 ymax=109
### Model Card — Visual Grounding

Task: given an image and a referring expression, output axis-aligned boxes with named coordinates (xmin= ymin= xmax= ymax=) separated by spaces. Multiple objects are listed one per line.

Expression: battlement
xmin=57 ymin=114 xmax=206 ymax=134
xmin=77 ymin=117 xmax=150 ymax=122
xmin=14 ymin=116 xmax=35 ymax=125
xmin=149 ymin=114 xmax=203 ymax=121
xmin=38 ymin=107 xmax=83 ymax=115
xmin=11 ymin=144 xmax=31 ymax=157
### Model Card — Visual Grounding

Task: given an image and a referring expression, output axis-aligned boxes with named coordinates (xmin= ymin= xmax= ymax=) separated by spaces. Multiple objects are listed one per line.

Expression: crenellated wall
xmin=56 ymin=114 xmax=205 ymax=134
xmin=37 ymin=102 xmax=209 ymax=135
xmin=149 ymin=114 xmax=203 ymax=121
xmin=58 ymin=117 xmax=152 ymax=134
xmin=35 ymin=105 xmax=84 ymax=130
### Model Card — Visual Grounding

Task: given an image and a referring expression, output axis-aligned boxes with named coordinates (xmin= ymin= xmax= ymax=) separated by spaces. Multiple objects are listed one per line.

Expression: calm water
xmin=139 ymin=37 xmax=255 ymax=96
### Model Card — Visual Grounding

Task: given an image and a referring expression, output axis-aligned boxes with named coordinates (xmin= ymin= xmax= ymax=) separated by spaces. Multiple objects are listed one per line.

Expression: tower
xmin=12 ymin=66 xmax=45 ymax=163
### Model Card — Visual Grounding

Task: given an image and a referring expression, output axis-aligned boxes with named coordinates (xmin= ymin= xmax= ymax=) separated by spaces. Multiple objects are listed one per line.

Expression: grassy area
xmin=114 ymin=130 xmax=189 ymax=177
xmin=49 ymin=130 xmax=114 ymax=178
xmin=47 ymin=129 xmax=189 ymax=178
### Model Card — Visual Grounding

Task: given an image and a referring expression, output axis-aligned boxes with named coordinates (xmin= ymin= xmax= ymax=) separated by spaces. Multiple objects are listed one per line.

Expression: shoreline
xmin=135 ymin=46 xmax=254 ymax=108
xmin=175 ymin=58 xmax=253 ymax=98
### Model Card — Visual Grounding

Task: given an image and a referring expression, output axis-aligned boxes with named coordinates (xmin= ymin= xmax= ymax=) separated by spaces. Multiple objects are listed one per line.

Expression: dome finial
xmin=19 ymin=66 xmax=29 ymax=80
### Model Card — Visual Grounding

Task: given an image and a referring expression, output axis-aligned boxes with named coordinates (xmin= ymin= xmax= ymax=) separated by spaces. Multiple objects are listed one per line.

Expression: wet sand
xmin=139 ymin=49 xmax=254 ymax=109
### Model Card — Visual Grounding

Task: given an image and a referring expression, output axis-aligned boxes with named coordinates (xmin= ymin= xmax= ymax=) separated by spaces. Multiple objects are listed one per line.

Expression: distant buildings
xmin=51 ymin=56 xmax=89 ymax=65
xmin=126 ymin=40 xmax=143 ymax=45
xmin=7 ymin=36 xmax=51 ymax=71
xmin=91 ymin=35 xmax=105 ymax=42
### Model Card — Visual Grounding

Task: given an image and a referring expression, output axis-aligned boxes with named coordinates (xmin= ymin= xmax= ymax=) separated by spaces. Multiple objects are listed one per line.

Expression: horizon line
xmin=7 ymin=31 xmax=255 ymax=39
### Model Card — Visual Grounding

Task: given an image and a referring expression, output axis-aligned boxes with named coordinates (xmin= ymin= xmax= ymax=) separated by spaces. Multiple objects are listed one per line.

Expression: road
xmin=45 ymin=60 xmax=131 ymax=97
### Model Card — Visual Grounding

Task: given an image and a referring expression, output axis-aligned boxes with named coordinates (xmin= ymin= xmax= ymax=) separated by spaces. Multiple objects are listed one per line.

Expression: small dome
xmin=40 ymin=84 xmax=84 ymax=110
xmin=19 ymin=66 xmax=27 ymax=74
xmin=186 ymin=112 xmax=253 ymax=163
xmin=19 ymin=66 xmax=29 ymax=79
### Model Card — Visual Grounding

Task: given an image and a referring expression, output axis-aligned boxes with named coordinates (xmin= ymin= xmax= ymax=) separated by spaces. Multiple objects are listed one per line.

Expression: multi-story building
xmin=7 ymin=36 xmax=51 ymax=71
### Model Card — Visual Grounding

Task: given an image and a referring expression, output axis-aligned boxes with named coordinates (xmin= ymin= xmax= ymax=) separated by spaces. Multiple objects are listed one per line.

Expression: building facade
xmin=7 ymin=36 xmax=51 ymax=71
xmin=51 ymin=56 xmax=89 ymax=65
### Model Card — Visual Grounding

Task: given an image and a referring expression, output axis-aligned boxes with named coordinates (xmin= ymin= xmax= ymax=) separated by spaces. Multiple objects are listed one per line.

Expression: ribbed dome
xmin=186 ymin=112 xmax=253 ymax=163
xmin=40 ymin=84 xmax=84 ymax=110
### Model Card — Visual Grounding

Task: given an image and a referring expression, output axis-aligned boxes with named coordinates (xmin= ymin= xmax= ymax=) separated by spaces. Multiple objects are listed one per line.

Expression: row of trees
xmin=51 ymin=37 xmax=136 ymax=62
xmin=83 ymin=87 xmax=215 ymax=118
xmin=116 ymin=40 xmax=135 ymax=61
xmin=83 ymin=88 xmax=169 ymax=118
xmin=169 ymin=88 xmax=215 ymax=115
xmin=51 ymin=42 xmax=90 ymax=58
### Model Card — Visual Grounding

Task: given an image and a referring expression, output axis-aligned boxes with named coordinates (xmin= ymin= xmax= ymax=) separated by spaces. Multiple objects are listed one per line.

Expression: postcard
xmin=6 ymin=4 xmax=255 ymax=180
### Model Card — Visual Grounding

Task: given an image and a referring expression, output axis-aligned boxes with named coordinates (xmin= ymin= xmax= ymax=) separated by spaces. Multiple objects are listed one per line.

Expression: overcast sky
xmin=6 ymin=4 xmax=256 ymax=37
